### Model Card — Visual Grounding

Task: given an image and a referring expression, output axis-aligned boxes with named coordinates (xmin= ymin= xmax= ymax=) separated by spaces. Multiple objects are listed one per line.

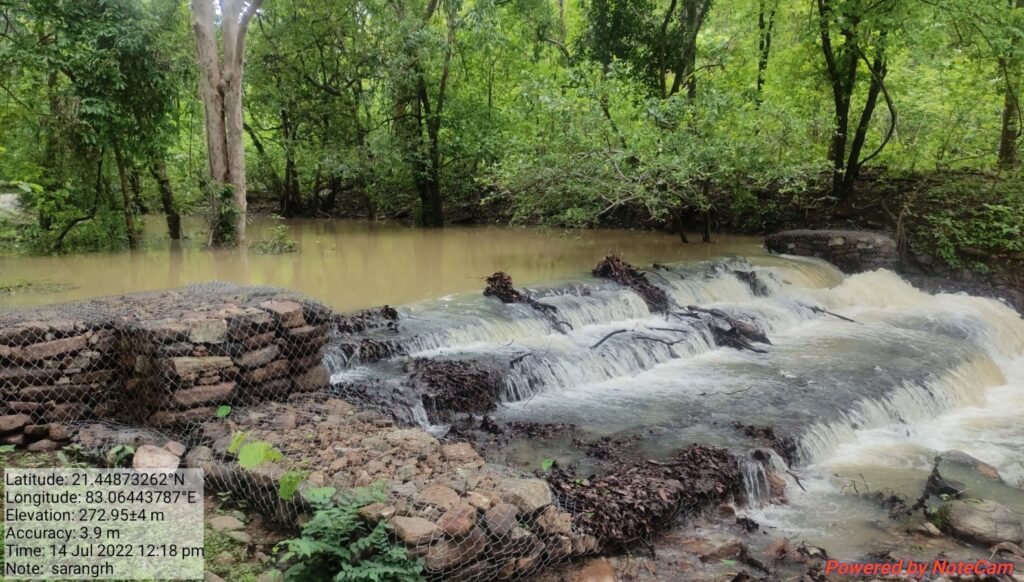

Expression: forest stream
xmin=3 ymin=220 xmax=1023 ymax=575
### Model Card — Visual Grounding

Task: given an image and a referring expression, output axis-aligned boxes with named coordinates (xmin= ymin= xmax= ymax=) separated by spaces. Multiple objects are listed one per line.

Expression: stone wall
xmin=765 ymin=229 xmax=898 ymax=273
xmin=0 ymin=284 xmax=332 ymax=449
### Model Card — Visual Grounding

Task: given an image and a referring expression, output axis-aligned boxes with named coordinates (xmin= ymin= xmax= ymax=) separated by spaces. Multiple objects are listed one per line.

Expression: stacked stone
xmin=0 ymin=284 xmax=335 ymax=443
xmin=121 ymin=298 xmax=332 ymax=428
xmin=0 ymin=319 xmax=117 ymax=450
xmin=765 ymin=229 xmax=898 ymax=274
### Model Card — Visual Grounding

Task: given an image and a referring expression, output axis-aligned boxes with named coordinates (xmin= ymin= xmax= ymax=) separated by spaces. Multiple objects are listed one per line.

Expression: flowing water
xmin=324 ymin=249 xmax=1024 ymax=559
xmin=4 ymin=218 xmax=1023 ymax=559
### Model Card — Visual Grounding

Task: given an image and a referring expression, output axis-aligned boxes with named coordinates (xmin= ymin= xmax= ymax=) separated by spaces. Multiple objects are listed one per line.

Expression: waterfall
xmin=327 ymin=255 xmax=1024 ymax=515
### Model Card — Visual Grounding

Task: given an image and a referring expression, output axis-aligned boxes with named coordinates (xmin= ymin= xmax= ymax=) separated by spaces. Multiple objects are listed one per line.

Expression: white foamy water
xmin=328 ymin=253 xmax=1024 ymax=558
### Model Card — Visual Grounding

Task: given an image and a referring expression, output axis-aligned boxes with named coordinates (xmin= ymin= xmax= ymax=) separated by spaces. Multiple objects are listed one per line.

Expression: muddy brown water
xmin=0 ymin=217 xmax=763 ymax=310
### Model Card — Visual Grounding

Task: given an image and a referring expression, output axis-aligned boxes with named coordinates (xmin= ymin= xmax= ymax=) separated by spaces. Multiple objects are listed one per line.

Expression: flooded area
xmin=0 ymin=217 xmax=762 ymax=310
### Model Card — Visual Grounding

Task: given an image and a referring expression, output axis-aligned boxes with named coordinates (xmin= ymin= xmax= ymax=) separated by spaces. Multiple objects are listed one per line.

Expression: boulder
xmin=939 ymin=450 xmax=1004 ymax=483
xmin=437 ymin=503 xmax=479 ymax=538
xmin=417 ymin=484 xmax=461 ymax=511
xmin=497 ymin=478 xmax=552 ymax=513
xmin=423 ymin=527 xmax=487 ymax=570
xmin=0 ymin=413 xmax=30 ymax=434
xmin=484 ymin=503 xmax=519 ymax=537
xmin=943 ymin=499 xmax=1024 ymax=546
xmin=133 ymin=444 xmax=181 ymax=471
xmin=259 ymin=300 xmax=305 ymax=328
xmin=389 ymin=516 xmax=439 ymax=546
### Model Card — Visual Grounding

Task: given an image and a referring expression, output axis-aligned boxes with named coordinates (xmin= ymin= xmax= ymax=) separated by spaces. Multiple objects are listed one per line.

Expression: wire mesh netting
xmin=0 ymin=281 xmax=609 ymax=581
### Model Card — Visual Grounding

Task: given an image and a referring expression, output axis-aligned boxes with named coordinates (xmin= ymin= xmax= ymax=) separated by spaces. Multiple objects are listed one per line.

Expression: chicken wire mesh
xmin=0 ymin=282 xmax=604 ymax=581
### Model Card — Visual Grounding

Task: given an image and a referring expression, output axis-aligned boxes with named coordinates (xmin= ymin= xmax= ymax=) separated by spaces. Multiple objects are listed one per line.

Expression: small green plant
xmin=215 ymin=405 xmax=232 ymax=418
xmin=208 ymin=183 xmax=240 ymax=247
xmin=278 ymin=470 xmax=309 ymax=501
xmin=251 ymin=223 xmax=298 ymax=255
xmin=540 ymin=458 xmax=555 ymax=472
xmin=277 ymin=485 xmax=423 ymax=582
xmin=106 ymin=444 xmax=134 ymax=467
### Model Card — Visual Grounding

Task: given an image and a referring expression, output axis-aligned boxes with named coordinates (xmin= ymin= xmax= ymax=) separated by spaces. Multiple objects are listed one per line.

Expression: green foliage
xmin=215 ymin=405 xmax=233 ymax=418
xmin=237 ymin=441 xmax=284 ymax=470
xmin=106 ymin=444 xmax=135 ymax=468
xmin=278 ymin=471 xmax=309 ymax=501
xmin=277 ymin=485 xmax=424 ymax=582
xmin=209 ymin=184 xmax=240 ymax=247
xmin=251 ymin=224 xmax=299 ymax=254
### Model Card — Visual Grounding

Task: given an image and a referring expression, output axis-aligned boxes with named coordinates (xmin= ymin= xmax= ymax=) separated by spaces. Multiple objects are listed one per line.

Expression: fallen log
xmin=592 ymin=255 xmax=671 ymax=313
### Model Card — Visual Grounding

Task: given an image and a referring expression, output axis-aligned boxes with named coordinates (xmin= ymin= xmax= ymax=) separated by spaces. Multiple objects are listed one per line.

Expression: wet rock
xmin=423 ymin=527 xmax=487 ymax=570
xmin=939 ymin=450 xmax=1004 ymax=482
xmin=700 ymin=540 xmax=744 ymax=562
xmin=441 ymin=442 xmax=483 ymax=465
xmin=133 ymin=445 xmax=180 ymax=471
xmin=915 ymin=521 xmax=942 ymax=537
xmin=942 ymin=499 xmax=1024 ymax=546
xmin=498 ymin=478 xmax=552 ymax=513
xmin=437 ymin=503 xmax=479 ymax=537
xmin=571 ymin=557 xmax=617 ymax=582
xmin=227 ymin=531 xmax=251 ymax=544
xmin=389 ymin=516 xmax=439 ymax=546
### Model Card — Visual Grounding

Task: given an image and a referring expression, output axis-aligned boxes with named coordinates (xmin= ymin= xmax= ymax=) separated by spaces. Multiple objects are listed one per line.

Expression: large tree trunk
xmin=190 ymin=0 xmax=261 ymax=245
xmin=113 ymin=143 xmax=139 ymax=250
xmin=150 ymin=158 xmax=181 ymax=241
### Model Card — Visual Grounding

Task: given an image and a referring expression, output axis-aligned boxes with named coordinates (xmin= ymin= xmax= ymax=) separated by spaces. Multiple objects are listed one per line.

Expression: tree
xmin=190 ymin=0 xmax=263 ymax=245
xmin=579 ymin=0 xmax=713 ymax=99
xmin=816 ymin=0 xmax=898 ymax=200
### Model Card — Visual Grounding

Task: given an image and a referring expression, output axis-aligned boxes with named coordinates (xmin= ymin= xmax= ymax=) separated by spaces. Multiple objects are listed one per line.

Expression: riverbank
xmin=286 ymin=168 xmax=1024 ymax=303
xmin=2 ymin=234 xmax=1023 ymax=581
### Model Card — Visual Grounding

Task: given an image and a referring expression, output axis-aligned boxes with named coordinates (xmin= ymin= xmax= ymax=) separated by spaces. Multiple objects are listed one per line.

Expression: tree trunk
xmin=756 ymin=0 xmax=776 ymax=104
xmin=998 ymin=0 xmax=1023 ymax=168
xmin=150 ymin=158 xmax=181 ymax=240
xmin=129 ymin=167 xmax=147 ymax=215
xmin=190 ymin=0 xmax=261 ymax=245
xmin=113 ymin=143 xmax=139 ymax=250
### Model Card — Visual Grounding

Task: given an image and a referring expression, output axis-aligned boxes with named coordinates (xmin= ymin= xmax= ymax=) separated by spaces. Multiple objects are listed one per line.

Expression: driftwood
xmin=593 ymin=255 xmax=671 ymax=313
xmin=483 ymin=271 xmax=572 ymax=333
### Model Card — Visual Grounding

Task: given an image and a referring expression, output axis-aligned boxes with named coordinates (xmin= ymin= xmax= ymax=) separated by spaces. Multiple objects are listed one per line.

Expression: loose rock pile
xmin=186 ymin=397 xmax=593 ymax=581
